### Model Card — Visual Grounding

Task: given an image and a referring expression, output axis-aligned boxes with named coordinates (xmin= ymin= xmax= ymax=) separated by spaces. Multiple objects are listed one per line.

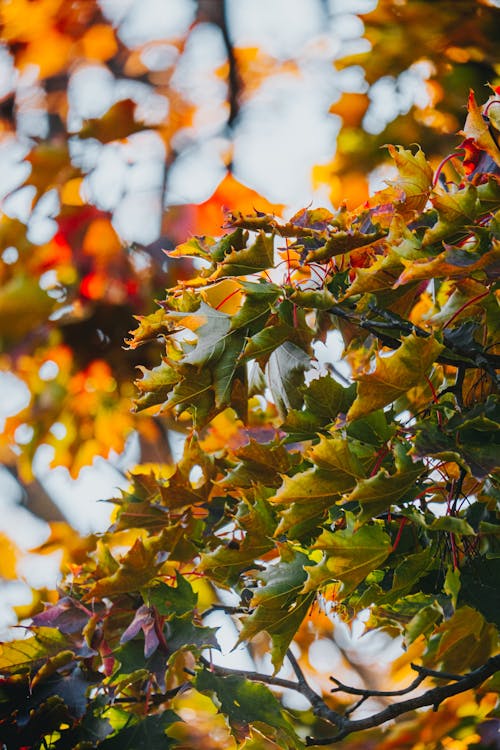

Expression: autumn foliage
xmin=1 ymin=1 xmax=500 ymax=749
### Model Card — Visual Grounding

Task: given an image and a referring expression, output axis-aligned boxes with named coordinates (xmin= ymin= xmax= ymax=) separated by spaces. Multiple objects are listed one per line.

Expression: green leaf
xmin=429 ymin=516 xmax=475 ymax=535
xmin=444 ymin=565 xmax=461 ymax=611
xmin=391 ymin=548 xmax=435 ymax=598
xmin=459 ymin=558 xmax=500 ymax=627
xmin=281 ymin=409 xmax=324 ymax=442
xmin=289 ymin=287 xmax=337 ymax=310
xmin=147 ymin=574 xmax=197 ymax=619
xmin=422 ymin=184 xmax=479 ymax=248
xmin=220 ymin=439 xmax=297 ymax=489
xmin=126 ymin=308 xmax=171 ymax=349
xmin=196 ymin=671 xmax=301 ymax=747
xmin=275 ymin=495 xmax=335 ymax=538
xmin=386 ymin=144 xmax=433 ymax=214
xmin=98 ymin=710 xmax=178 ymax=749
xmin=183 ymin=302 xmax=247 ymax=407
xmin=230 ymin=280 xmax=281 ymax=331
xmin=111 ymin=499 xmax=172 ymax=532
xmin=303 ymin=517 xmax=392 ymax=597
xmin=425 ymin=606 xmax=498 ymax=673
xmin=0 ymin=628 xmax=73 ymax=674
xmin=219 ymin=231 xmax=274 ymax=277
xmin=347 ymin=410 xmax=395 ymax=446
xmin=200 ymin=491 xmax=277 ymax=586
xmin=134 ymin=360 xmax=180 ymax=411
xmin=211 ymin=227 xmax=248 ymax=262
xmin=347 ymin=333 xmax=444 ymax=421
xmin=302 ymin=375 xmax=356 ymax=422
xmin=167 ymin=365 xmax=215 ymax=426
xmin=241 ymin=324 xmax=297 ymax=362
xmin=305 ymin=229 xmax=386 ymax=263
xmin=346 ymin=462 xmax=424 ymax=525
xmin=387 ymin=214 xmax=426 ymax=260
xmin=86 ymin=537 xmax=163 ymax=599
xmin=238 ymin=546 xmax=314 ymax=671
xmin=113 ymin=621 xmax=218 ymax=688
xmin=405 ymin=603 xmax=442 ymax=645
xmin=266 ymin=342 xmax=311 ymax=418
xmin=271 ymin=435 xmax=371 ymax=535
xmin=271 ymin=468 xmax=344 ymax=507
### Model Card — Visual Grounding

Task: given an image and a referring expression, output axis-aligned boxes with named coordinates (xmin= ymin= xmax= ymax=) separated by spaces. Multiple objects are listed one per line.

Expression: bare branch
xmin=197 ymin=0 xmax=241 ymax=130
xmin=330 ymin=671 xmax=425 ymax=698
xmin=286 ymin=650 xmax=344 ymax=727
xmin=196 ymin=646 xmax=499 ymax=747
xmin=198 ymin=654 xmax=306 ymax=693
xmin=308 ymin=655 xmax=500 ymax=746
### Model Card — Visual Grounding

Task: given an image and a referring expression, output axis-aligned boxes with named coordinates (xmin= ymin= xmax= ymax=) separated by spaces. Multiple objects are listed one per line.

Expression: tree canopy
xmin=0 ymin=1 xmax=500 ymax=749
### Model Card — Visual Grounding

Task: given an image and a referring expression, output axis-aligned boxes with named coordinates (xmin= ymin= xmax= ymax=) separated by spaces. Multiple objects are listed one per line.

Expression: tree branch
xmin=197 ymin=0 xmax=241 ymax=130
xmin=308 ymin=655 xmax=500 ymax=745
xmin=5 ymin=465 xmax=69 ymax=524
xmin=198 ymin=654 xmax=306 ymax=693
xmin=286 ymin=650 xmax=344 ymax=727
xmin=197 ymin=646 xmax=499 ymax=747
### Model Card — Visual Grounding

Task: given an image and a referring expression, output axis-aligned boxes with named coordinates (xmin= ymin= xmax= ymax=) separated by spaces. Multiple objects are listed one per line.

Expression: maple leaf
xmin=347 ymin=333 xmax=444 ymax=421
xmin=461 ymin=91 xmax=500 ymax=170
xmin=303 ymin=515 xmax=392 ymax=598
xmin=238 ymin=545 xmax=315 ymax=672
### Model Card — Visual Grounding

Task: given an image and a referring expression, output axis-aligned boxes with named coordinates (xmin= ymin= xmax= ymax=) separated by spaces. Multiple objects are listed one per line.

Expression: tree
xmin=0 ymin=1 xmax=500 ymax=749
xmin=1 ymin=86 xmax=500 ymax=749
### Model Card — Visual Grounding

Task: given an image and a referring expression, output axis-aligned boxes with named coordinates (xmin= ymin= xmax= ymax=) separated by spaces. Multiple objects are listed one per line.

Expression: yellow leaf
xmin=347 ymin=333 xmax=444 ymax=421
xmin=60 ymin=177 xmax=84 ymax=206
xmin=0 ymin=532 xmax=18 ymax=579
xmin=83 ymin=218 xmax=122 ymax=261
xmin=18 ymin=28 xmax=73 ymax=78
xmin=329 ymin=92 xmax=370 ymax=128
xmin=80 ymin=23 xmax=118 ymax=62
xmin=201 ymin=279 xmax=243 ymax=314
xmin=0 ymin=0 xmax=64 ymax=43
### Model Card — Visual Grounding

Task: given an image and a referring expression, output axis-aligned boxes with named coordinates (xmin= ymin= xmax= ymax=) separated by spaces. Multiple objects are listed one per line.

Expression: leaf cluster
xmin=1 ymin=87 xmax=500 ymax=749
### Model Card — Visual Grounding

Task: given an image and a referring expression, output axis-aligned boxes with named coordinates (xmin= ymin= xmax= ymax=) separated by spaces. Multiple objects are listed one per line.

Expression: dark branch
xmin=330 ymin=671 xmax=425 ymax=698
xmin=112 ymin=681 xmax=189 ymax=704
xmin=202 ymin=603 xmax=250 ymax=616
xmin=286 ymin=650 xmax=344 ymax=727
xmin=308 ymin=655 xmax=500 ymax=745
xmin=197 ymin=646 xmax=500 ymax=746
xmin=198 ymin=654 xmax=307 ymax=693
xmin=196 ymin=0 xmax=241 ymax=131
xmin=5 ymin=465 xmax=68 ymax=523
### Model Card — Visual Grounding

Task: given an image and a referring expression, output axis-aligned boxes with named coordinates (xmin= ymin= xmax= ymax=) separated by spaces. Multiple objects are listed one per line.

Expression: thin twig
xmin=198 ymin=654 xmax=306 ymax=693
xmin=201 ymin=604 xmax=249 ymax=617
xmin=330 ymin=672 xmax=425 ymax=698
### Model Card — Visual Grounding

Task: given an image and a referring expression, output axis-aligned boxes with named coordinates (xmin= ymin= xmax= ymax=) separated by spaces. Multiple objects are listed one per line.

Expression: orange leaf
xmin=80 ymin=23 xmax=118 ymax=62
xmin=329 ymin=93 xmax=370 ymax=128
xmin=190 ymin=173 xmax=283 ymax=236
xmin=83 ymin=218 xmax=122 ymax=262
